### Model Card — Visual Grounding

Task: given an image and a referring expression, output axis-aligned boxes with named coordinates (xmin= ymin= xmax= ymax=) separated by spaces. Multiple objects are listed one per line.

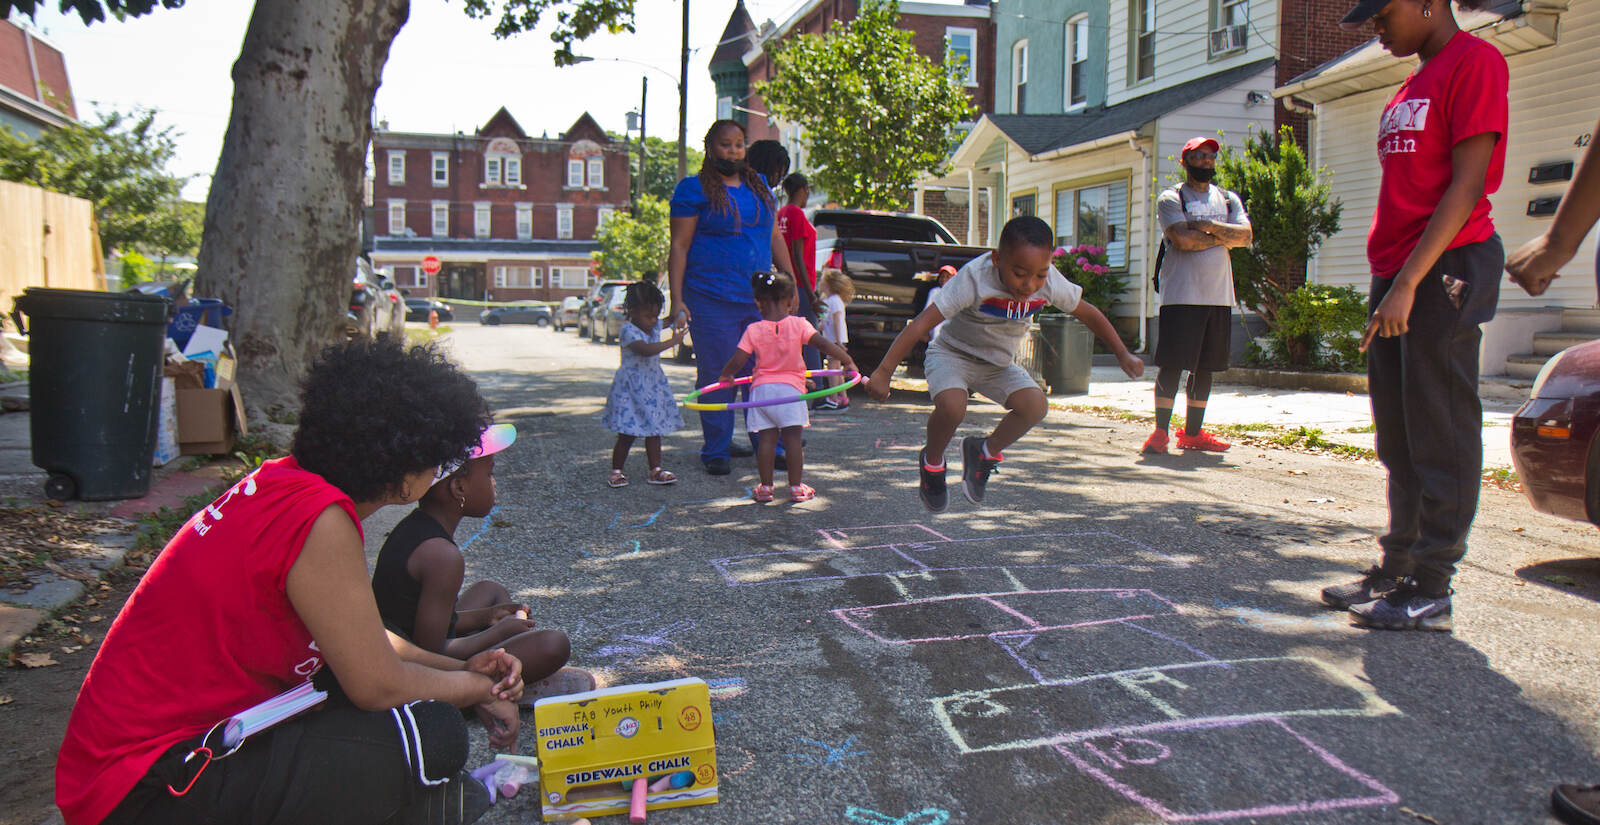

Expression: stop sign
xmin=421 ymin=255 xmax=442 ymax=275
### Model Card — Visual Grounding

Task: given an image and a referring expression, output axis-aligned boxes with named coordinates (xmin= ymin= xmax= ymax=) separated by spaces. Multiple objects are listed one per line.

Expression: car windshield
xmin=812 ymin=211 xmax=956 ymax=243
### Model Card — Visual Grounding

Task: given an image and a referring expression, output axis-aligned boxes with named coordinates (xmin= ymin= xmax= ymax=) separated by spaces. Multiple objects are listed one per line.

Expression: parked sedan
xmin=404 ymin=297 xmax=454 ymax=323
xmin=559 ymin=296 xmax=585 ymax=330
xmin=348 ymin=259 xmax=401 ymax=339
xmin=588 ymin=288 xmax=630 ymax=344
xmin=480 ymin=301 xmax=554 ymax=326
xmin=1510 ymin=339 xmax=1600 ymax=526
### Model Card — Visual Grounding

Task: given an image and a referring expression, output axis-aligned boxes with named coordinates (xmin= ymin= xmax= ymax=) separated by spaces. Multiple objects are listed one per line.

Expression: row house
xmin=367 ymin=109 xmax=629 ymax=304
xmin=710 ymin=0 xmax=996 ymax=242
xmin=919 ymin=0 xmax=1366 ymax=350
xmin=1276 ymin=0 xmax=1595 ymax=378
xmin=0 ymin=18 xmax=77 ymax=139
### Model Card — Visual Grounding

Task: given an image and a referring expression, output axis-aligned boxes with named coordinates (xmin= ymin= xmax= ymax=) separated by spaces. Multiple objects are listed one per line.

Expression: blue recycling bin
xmin=168 ymin=298 xmax=232 ymax=349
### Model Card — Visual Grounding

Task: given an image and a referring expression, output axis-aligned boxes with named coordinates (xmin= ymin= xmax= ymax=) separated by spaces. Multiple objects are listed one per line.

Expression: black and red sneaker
xmin=918 ymin=448 xmax=947 ymax=513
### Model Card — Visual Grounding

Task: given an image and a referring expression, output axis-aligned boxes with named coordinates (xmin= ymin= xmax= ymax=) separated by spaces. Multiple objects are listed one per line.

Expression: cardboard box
xmin=533 ymin=677 xmax=718 ymax=821
xmin=176 ymin=385 xmax=247 ymax=455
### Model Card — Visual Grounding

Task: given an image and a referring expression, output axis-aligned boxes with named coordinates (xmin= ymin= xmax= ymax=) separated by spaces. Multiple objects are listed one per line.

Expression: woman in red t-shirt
xmin=56 ymin=339 xmax=518 ymax=825
xmin=1318 ymin=0 xmax=1507 ymax=631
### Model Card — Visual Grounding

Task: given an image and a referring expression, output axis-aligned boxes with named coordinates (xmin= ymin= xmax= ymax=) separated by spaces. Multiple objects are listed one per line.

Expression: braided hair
xmin=623 ymin=280 xmax=665 ymax=314
xmin=698 ymin=119 xmax=776 ymax=220
xmin=750 ymin=270 xmax=795 ymax=304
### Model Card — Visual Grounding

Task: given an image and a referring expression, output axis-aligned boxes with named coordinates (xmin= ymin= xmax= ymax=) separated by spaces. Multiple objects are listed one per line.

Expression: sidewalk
xmin=1060 ymin=364 xmax=1526 ymax=469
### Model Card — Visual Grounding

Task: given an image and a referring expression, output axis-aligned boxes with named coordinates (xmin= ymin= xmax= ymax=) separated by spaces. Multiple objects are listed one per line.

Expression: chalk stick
xmin=629 ymin=775 xmax=648 ymax=823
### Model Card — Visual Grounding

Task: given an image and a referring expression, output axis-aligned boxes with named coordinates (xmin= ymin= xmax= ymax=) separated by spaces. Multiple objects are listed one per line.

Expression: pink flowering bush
xmin=1049 ymin=244 xmax=1125 ymax=319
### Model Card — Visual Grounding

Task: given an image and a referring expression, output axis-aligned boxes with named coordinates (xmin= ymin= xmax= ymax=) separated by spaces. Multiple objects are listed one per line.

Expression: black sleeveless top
xmin=371 ymin=509 xmax=459 ymax=640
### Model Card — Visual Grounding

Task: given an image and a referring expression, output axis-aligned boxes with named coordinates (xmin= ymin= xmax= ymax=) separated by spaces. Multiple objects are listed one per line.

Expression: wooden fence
xmin=0 ymin=179 xmax=105 ymax=324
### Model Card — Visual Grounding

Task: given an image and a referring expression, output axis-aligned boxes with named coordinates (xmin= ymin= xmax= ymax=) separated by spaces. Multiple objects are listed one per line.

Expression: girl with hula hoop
xmin=714 ymin=271 xmax=858 ymax=503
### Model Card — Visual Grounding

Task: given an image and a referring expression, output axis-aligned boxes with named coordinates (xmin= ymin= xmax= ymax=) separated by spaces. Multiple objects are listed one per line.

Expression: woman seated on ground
xmin=56 ymin=338 xmax=519 ymax=825
xmin=372 ymin=424 xmax=594 ymax=698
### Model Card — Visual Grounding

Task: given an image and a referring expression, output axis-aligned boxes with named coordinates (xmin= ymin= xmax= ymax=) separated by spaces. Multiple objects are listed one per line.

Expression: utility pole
xmin=678 ymin=0 xmax=689 ymax=180
xmin=633 ymin=77 xmax=640 ymax=203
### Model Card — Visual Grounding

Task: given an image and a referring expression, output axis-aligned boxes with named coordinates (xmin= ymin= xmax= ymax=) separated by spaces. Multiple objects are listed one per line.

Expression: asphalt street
xmin=366 ymin=322 xmax=1600 ymax=825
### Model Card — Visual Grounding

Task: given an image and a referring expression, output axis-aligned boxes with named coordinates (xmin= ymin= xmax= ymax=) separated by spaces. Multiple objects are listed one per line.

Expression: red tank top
xmin=55 ymin=457 xmax=359 ymax=825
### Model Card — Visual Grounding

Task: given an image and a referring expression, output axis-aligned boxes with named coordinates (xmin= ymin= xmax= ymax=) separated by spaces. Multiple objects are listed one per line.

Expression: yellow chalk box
xmin=533 ymin=677 xmax=718 ymax=821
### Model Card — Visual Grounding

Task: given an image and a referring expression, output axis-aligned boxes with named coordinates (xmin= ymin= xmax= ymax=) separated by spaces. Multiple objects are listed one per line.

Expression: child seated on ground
xmin=372 ymin=423 xmax=594 ymax=700
xmin=863 ymin=215 xmax=1144 ymax=512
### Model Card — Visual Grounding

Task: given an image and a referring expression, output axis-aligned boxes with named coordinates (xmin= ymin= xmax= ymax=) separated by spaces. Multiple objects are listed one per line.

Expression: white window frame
xmin=556 ymin=266 xmax=589 ymax=289
xmin=485 ymin=156 xmax=502 ymax=187
xmin=413 ymin=268 xmax=428 ymax=288
xmin=597 ymin=205 xmax=615 ymax=231
xmin=493 ymin=266 xmax=507 ymax=288
xmin=431 ymin=152 xmax=449 ymax=186
xmin=387 ymin=199 xmax=405 ymax=236
xmin=515 ymin=203 xmax=532 ymax=240
xmin=945 ymin=26 xmax=978 ymax=87
xmin=474 ymin=202 xmax=492 ymax=239
xmin=557 ymin=204 xmax=574 ymax=239
xmin=1066 ymin=15 xmax=1089 ymax=110
xmin=587 ymin=157 xmax=604 ymax=190
xmin=387 ymin=150 xmax=405 ymax=185
xmin=1011 ymin=40 xmax=1029 ymax=114
xmin=431 ymin=200 xmax=449 ymax=237
xmin=505 ymin=156 xmax=522 ymax=186
xmin=1209 ymin=0 xmax=1249 ymax=57
xmin=567 ymin=159 xmax=584 ymax=188
xmin=531 ymin=267 xmax=543 ymax=288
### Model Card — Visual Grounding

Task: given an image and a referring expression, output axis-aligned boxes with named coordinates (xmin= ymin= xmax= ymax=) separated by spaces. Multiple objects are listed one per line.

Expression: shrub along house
xmin=1274 ymin=0 xmax=1595 ymax=378
xmin=367 ymin=109 xmax=629 ymax=304
xmin=917 ymin=0 xmax=1367 ymax=353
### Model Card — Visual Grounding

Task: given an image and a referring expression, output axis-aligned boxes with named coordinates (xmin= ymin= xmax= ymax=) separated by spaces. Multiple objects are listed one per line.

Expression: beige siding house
xmin=1276 ymin=0 xmax=1596 ymax=377
xmin=919 ymin=0 xmax=1285 ymax=350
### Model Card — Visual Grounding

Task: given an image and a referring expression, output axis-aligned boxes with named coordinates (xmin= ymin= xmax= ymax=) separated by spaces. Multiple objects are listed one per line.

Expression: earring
xmin=1422 ymin=4 xmax=1431 ymax=17
xmin=458 ymin=496 xmax=467 ymax=509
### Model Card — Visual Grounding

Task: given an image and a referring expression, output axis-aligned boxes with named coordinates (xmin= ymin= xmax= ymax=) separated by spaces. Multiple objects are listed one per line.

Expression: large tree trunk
xmin=195 ymin=0 xmax=409 ymax=412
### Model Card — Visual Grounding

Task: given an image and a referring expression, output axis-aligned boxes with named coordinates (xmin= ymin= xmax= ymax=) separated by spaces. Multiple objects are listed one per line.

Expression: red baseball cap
xmin=1182 ymin=137 xmax=1220 ymax=157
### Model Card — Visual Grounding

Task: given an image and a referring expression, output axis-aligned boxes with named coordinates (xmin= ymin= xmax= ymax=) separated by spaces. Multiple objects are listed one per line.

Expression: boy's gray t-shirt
xmin=1156 ymin=184 xmax=1248 ymax=307
xmin=932 ymin=251 xmax=1082 ymax=367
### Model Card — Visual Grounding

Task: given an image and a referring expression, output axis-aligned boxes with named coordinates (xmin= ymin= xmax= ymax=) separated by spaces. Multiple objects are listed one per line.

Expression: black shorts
xmin=1154 ymin=305 xmax=1232 ymax=372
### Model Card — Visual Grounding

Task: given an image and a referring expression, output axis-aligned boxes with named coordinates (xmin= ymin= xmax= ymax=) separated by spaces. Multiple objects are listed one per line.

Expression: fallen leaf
xmin=60 ymin=645 xmax=82 ymax=654
xmin=492 ymin=520 xmax=513 ymax=528
xmin=45 ymin=499 xmax=64 ymax=508
xmin=1543 ymin=574 xmax=1583 ymax=587
xmin=1512 ymin=527 xmax=1525 ymax=533
xmin=1400 ymin=806 xmax=1443 ymax=825
xmin=1287 ymin=469 xmax=1308 ymax=475
xmin=16 ymin=653 xmax=58 ymax=668
xmin=1307 ymin=498 xmax=1335 ymax=503
xmin=87 ymin=615 xmax=103 ymax=623
xmin=1511 ymin=580 xmax=1527 ymax=586
xmin=0 ymin=695 xmax=13 ymax=705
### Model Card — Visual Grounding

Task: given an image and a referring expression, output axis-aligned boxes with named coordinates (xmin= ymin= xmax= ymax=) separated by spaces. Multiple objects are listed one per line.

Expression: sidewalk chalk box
xmin=175 ymin=385 xmax=247 ymax=455
xmin=532 ymin=677 xmax=718 ymax=821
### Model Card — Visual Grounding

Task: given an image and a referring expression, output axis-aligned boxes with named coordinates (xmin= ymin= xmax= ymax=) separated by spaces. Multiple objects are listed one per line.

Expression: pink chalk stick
xmin=629 ymin=775 xmax=648 ymax=823
xmin=648 ymin=774 xmax=674 ymax=793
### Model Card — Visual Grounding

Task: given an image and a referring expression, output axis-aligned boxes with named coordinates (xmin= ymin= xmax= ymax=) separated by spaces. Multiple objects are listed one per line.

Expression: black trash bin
xmin=1036 ymin=313 xmax=1094 ymax=395
xmin=11 ymin=288 xmax=170 ymax=501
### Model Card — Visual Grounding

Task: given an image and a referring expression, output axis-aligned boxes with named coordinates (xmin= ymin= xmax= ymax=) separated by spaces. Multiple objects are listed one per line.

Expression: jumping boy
xmin=864 ymin=216 xmax=1144 ymax=511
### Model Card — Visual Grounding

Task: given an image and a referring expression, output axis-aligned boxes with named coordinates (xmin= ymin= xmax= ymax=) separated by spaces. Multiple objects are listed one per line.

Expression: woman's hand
xmin=475 ymin=699 xmax=521 ymax=750
xmin=671 ymin=303 xmax=690 ymax=328
xmin=1360 ymin=284 xmax=1416 ymax=351
xmin=465 ymin=648 xmax=523 ymax=703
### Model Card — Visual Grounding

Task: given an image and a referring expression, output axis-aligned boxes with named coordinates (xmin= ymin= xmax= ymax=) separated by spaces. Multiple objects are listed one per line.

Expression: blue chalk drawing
xmin=787 ymin=736 xmax=869 ymax=766
xmin=844 ymin=806 xmax=951 ymax=825
xmin=458 ymin=505 xmax=498 ymax=550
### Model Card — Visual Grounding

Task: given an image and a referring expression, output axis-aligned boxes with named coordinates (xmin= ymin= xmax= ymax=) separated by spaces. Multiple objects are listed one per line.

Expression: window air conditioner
xmin=1209 ymin=24 xmax=1247 ymax=54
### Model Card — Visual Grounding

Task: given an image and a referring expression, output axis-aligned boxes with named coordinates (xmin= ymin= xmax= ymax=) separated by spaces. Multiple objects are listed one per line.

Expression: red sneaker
xmin=1141 ymin=430 xmax=1169 ymax=454
xmin=1177 ymin=430 xmax=1231 ymax=452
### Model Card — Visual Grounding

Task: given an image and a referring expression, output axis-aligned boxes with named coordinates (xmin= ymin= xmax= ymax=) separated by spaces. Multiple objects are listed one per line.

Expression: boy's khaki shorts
xmin=924 ymin=344 xmax=1039 ymax=406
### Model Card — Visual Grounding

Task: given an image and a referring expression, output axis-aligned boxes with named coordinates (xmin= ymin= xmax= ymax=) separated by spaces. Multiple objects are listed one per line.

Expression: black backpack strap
xmin=1152 ymin=185 xmax=1184 ymax=293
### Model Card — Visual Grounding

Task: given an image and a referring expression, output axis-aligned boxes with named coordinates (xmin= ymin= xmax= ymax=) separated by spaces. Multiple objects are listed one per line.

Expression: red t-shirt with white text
xmin=55 ymin=457 xmax=358 ymax=825
xmin=777 ymin=204 xmax=817 ymax=290
xmin=1368 ymin=30 xmax=1508 ymax=278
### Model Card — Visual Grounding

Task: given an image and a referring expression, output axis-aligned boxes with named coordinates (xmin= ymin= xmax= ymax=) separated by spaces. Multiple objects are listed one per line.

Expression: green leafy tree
xmin=593 ymin=195 xmax=669 ymax=280
xmin=3 ymin=0 xmax=639 ymax=407
xmin=605 ymin=133 xmax=703 ymax=201
xmin=0 ymin=108 xmax=196 ymax=258
xmin=1214 ymin=125 xmax=1343 ymax=367
xmin=757 ymin=0 xmax=973 ymax=210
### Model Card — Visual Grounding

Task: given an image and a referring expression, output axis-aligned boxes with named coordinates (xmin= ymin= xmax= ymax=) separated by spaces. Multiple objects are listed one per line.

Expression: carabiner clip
xmin=166 ymin=747 xmax=213 ymax=797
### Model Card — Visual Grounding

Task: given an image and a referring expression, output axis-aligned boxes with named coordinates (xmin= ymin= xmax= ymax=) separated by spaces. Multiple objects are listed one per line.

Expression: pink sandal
xmin=607 ymin=469 xmax=628 ymax=488
xmin=753 ymin=484 xmax=774 ymax=502
xmin=789 ymin=483 xmax=816 ymax=503
xmin=647 ymin=467 xmax=678 ymax=485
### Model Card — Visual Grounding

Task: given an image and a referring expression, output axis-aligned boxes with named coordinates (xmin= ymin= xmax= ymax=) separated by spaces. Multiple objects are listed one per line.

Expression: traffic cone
xmin=428 ymin=309 xmax=439 ymax=329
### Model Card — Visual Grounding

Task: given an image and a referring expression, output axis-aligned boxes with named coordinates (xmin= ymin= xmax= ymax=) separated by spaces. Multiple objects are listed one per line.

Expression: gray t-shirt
xmin=1156 ymin=184 xmax=1248 ymax=307
xmin=932 ymin=252 xmax=1082 ymax=367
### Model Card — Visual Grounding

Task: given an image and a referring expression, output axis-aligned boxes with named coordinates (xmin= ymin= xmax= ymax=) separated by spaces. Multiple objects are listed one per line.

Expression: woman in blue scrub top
xmin=667 ymin=119 xmax=800 ymax=475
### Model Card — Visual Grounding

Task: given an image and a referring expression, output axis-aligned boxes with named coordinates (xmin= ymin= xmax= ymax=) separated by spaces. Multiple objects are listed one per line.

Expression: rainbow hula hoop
xmin=682 ymin=369 xmax=861 ymax=411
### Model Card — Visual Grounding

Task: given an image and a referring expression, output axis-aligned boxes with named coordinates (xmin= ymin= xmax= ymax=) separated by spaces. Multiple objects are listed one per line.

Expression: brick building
xmin=368 ymin=109 xmax=628 ymax=303
xmin=0 ymin=18 xmax=77 ymax=138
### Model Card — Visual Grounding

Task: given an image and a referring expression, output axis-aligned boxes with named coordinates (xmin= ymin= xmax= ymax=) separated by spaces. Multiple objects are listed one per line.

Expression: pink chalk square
xmin=832 ymin=588 xmax=1179 ymax=645
xmin=1055 ymin=717 xmax=1399 ymax=821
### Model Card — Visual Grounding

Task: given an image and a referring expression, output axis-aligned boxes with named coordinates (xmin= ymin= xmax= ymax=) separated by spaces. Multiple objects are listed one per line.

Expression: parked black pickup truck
xmin=813 ymin=209 xmax=990 ymax=375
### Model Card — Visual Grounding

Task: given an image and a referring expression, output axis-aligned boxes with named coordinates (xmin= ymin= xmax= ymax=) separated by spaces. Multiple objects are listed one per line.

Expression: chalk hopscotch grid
xmin=719 ymin=521 xmax=1405 ymax=822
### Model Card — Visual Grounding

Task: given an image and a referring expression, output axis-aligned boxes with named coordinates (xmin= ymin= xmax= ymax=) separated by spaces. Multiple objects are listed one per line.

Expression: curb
xmin=0 ymin=529 xmax=138 ymax=652
xmin=1214 ymin=367 xmax=1368 ymax=394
